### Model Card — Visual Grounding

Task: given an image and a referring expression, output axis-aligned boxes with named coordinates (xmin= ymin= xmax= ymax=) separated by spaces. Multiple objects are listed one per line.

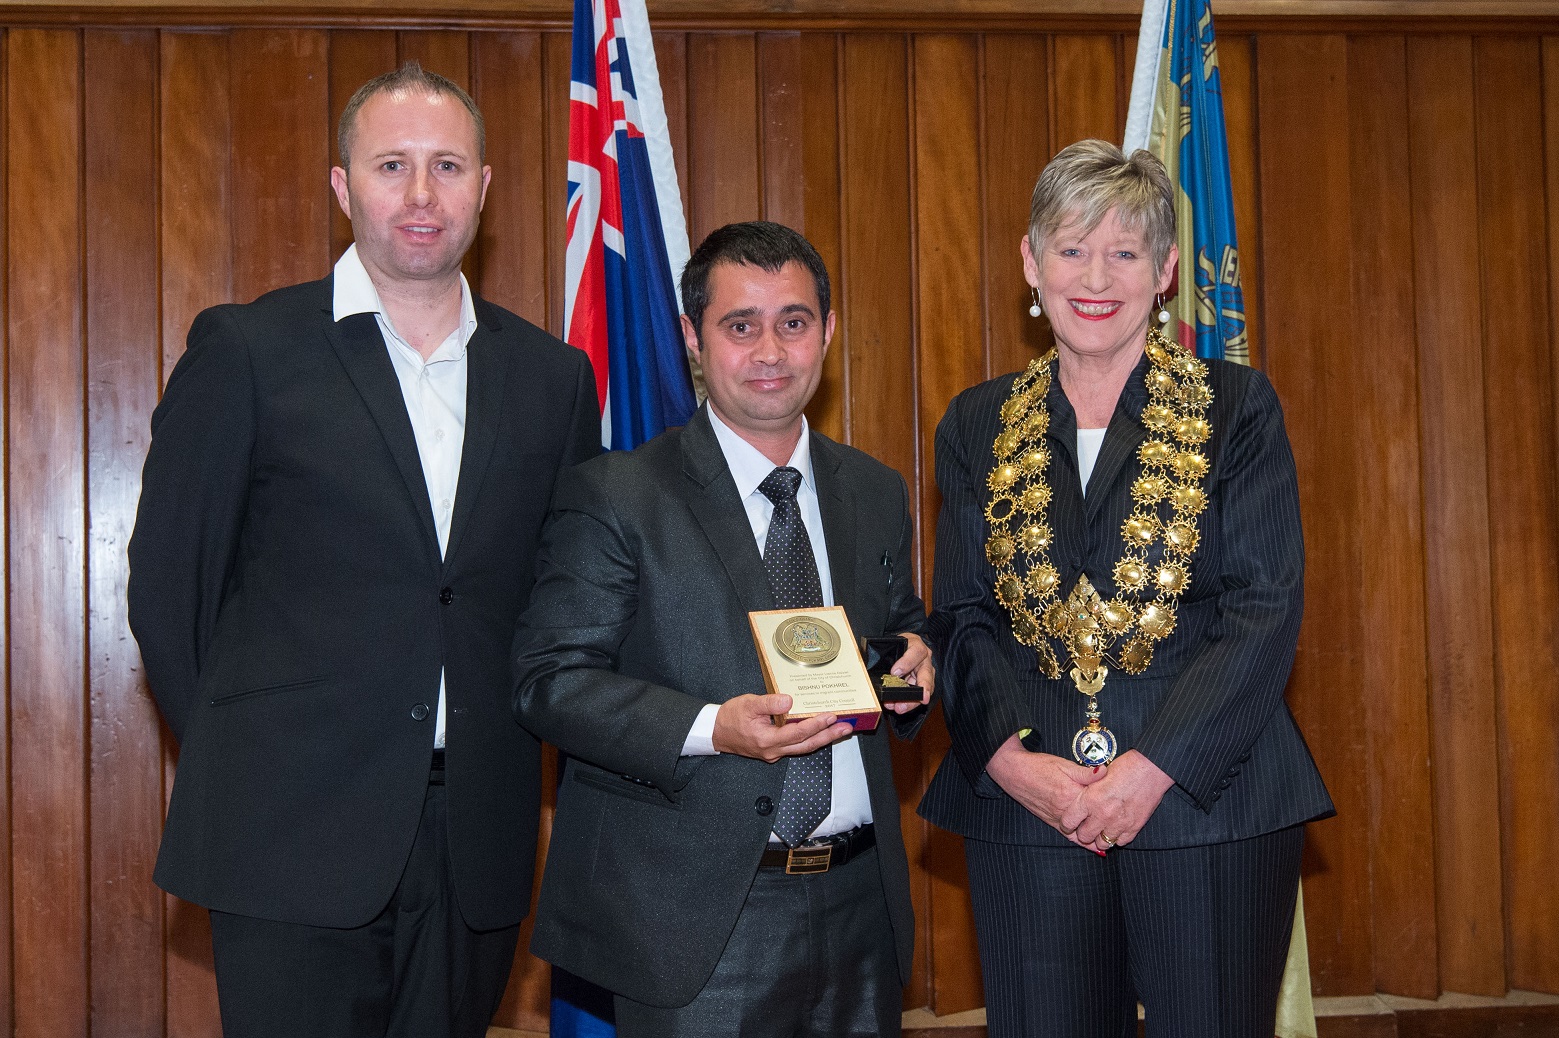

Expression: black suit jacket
xmin=127 ymin=277 xmax=599 ymax=930
xmin=512 ymin=405 xmax=926 ymax=1008
xmin=919 ymin=354 xmax=1333 ymax=847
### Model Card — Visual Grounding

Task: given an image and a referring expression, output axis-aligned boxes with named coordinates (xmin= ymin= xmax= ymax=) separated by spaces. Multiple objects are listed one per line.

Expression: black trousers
xmin=208 ymin=783 xmax=520 ymax=1038
xmin=613 ymin=846 xmax=902 ymax=1038
xmin=964 ymin=826 xmax=1304 ymax=1038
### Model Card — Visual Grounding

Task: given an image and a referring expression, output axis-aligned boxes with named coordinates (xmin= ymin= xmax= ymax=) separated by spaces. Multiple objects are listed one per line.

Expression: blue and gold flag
xmin=1124 ymin=0 xmax=1248 ymax=363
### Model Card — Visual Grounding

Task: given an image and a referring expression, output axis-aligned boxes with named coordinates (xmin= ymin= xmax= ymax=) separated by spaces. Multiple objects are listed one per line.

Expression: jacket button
xmin=754 ymin=796 xmax=774 ymax=816
xmin=411 ymin=703 xmax=430 ymax=721
xmin=439 ymin=587 xmax=454 ymax=605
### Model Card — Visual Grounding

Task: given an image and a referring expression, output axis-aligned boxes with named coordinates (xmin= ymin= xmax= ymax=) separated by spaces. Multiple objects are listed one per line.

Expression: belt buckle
xmin=785 ymin=842 xmax=834 ymax=875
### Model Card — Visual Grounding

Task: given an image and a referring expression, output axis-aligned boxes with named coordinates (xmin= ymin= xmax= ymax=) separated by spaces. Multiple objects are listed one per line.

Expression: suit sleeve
xmin=1131 ymin=372 xmax=1305 ymax=811
xmin=922 ymin=394 xmax=1040 ymax=794
xmin=562 ymin=347 xmax=603 ymax=468
xmin=512 ymin=464 xmax=708 ymax=793
xmin=127 ymin=307 xmax=256 ymax=743
xmin=884 ymin=471 xmax=932 ymax=740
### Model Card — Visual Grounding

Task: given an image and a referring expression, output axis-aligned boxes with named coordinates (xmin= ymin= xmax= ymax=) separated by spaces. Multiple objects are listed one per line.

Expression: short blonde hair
xmin=1026 ymin=139 xmax=1175 ymax=269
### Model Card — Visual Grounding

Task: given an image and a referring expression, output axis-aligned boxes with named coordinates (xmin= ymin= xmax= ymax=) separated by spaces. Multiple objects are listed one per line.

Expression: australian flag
xmin=565 ymin=0 xmax=698 ymax=450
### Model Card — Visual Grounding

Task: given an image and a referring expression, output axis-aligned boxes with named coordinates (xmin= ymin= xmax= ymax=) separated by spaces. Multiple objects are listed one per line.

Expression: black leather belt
xmin=759 ymin=824 xmax=875 ymax=875
xmin=429 ymin=748 xmax=446 ymax=786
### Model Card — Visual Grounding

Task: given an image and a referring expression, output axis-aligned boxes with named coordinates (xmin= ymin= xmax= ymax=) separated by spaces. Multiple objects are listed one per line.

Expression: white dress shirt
xmin=1077 ymin=427 xmax=1108 ymax=497
xmin=681 ymin=407 xmax=874 ymax=840
xmin=333 ymin=244 xmax=477 ymax=750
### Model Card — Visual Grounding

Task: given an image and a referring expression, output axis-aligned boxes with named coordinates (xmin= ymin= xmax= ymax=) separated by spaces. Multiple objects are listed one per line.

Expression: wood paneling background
xmin=1 ymin=11 xmax=1557 ymax=1033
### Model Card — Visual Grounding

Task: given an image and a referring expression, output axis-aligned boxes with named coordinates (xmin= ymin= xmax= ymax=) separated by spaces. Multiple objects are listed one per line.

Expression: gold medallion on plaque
xmin=772 ymin=615 xmax=843 ymax=667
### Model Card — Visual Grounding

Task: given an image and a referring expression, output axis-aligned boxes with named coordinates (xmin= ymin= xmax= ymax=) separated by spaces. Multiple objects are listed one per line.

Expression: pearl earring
xmin=1155 ymin=294 xmax=1170 ymax=325
xmin=1029 ymin=288 xmax=1042 ymax=318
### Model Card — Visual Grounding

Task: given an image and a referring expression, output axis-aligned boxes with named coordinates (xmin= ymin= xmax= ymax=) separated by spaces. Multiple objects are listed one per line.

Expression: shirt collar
xmin=332 ymin=243 xmax=478 ymax=362
xmin=706 ymin=405 xmax=815 ymax=502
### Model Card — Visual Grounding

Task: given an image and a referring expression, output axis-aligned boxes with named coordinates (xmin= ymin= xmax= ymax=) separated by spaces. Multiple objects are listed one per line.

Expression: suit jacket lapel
xmin=323 ymin=308 xmax=442 ymax=564
xmin=810 ymin=434 xmax=857 ymax=615
xmin=681 ymin=408 xmax=775 ymax=614
xmin=443 ymin=308 xmax=509 ymax=569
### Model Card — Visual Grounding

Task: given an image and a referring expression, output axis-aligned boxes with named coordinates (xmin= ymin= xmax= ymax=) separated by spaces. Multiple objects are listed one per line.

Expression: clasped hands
xmin=985 ymin=733 xmax=1174 ymax=853
xmin=712 ymin=632 xmax=934 ymax=762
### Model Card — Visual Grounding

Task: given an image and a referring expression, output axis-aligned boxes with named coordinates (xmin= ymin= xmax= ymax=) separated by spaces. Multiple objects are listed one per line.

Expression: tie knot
xmin=759 ymin=466 xmax=804 ymax=506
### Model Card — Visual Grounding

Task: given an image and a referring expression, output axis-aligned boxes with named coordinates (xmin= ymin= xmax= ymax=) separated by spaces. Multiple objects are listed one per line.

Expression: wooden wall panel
xmin=6 ymin=26 xmax=88 ymax=1038
xmin=838 ymin=32 xmax=915 ymax=475
xmin=1255 ymin=33 xmax=1373 ymax=997
xmin=1344 ymin=33 xmax=1438 ymax=1001
xmin=1050 ymin=34 xmax=1121 ymax=153
xmin=1217 ymin=33 xmax=1262 ymax=369
xmin=544 ymin=29 xmax=572 ymax=340
xmin=980 ymin=34 xmax=1051 ymax=380
xmin=0 ymin=28 xmax=12 ymax=1038
xmin=1471 ymin=34 xmax=1559 ymax=995
xmin=686 ymin=33 xmax=760 ymax=245
xmin=912 ymin=32 xmax=986 ymax=1018
xmin=157 ymin=32 xmax=231 ymax=1036
xmin=838 ymin=40 xmax=922 ymax=1014
xmin=1405 ymin=33 xmax=1506 ymax=998
xmin=652 ymin=31 xmax=691 ymax=247
xmin=230 ymin=29 xmax=331 ymax=301
xmin=160 ymin=31 xmax=233 ymax=377
xmin=474 ymin=31 xmax=550 ymax=326
xmin=758 ymin=31 xmax=804 ymax=232
xmin=797 ymin=32 xmax=844 ymax=441
xmin=1547 ymin=36 xmax=1559 ymax=730
xmin=328 ymin=30 xmax=397 ymax=258
xmin=85 ymin=30 xmax=167 ymax=1038
xmin=399 ymin=28 xmax=468 ymax=84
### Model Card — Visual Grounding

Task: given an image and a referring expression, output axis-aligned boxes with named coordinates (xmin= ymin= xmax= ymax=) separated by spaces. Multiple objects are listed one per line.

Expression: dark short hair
xmin=680 ymin=221 xmax=831 ymax=335
xmin=336 ymin=61 xmax=485 ymax=171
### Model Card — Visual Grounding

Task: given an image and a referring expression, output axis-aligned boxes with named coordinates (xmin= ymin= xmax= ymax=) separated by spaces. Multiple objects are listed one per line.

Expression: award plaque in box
xmin=748 ymin=606 xmax=881 ymax=731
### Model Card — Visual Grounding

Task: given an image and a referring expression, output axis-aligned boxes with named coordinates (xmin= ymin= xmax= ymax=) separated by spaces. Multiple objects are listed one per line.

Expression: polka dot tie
xmin=758 ymin=466 xmax=832 ymax=847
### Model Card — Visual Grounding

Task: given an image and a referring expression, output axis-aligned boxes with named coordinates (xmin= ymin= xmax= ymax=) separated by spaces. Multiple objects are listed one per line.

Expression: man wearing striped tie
xmin=515 ymin=221 xmax=935 ymax=1038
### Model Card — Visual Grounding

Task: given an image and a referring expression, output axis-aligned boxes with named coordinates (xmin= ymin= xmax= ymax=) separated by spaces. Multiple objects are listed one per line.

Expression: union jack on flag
xmin=565 ymin=0 xmax=697 ymax=450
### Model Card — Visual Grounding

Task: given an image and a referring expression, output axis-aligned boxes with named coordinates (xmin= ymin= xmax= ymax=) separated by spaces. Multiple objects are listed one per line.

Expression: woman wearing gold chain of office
xmin=918 ymin=140 xmax=1334 ymax=1038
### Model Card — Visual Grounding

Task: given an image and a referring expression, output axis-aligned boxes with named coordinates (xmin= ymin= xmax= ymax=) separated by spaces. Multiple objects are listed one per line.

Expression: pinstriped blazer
xmin=918 ymin=353 xmax=1334 ymax=848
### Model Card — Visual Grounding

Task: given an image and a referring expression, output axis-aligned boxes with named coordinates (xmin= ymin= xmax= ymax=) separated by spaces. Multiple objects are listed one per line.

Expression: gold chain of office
xmin=983 ymin=328 xmax=1214 ymax=692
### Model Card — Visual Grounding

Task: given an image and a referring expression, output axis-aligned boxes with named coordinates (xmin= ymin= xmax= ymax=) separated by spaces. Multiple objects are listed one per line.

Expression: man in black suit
xmin=127 ymin=63 xmax=598 ymax=1038
xmin=513 ymin=221 xmax=934 ymax=1038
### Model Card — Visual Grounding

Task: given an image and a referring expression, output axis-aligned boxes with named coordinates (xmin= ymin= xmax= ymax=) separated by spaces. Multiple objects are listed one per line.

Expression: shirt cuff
xmin=681 ymin=703 xmax=721 ymax=756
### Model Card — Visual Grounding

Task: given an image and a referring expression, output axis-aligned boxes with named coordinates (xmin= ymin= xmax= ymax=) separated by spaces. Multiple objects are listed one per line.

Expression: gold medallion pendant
xmin=983 ymin=329 xmax=1213 ymax=764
